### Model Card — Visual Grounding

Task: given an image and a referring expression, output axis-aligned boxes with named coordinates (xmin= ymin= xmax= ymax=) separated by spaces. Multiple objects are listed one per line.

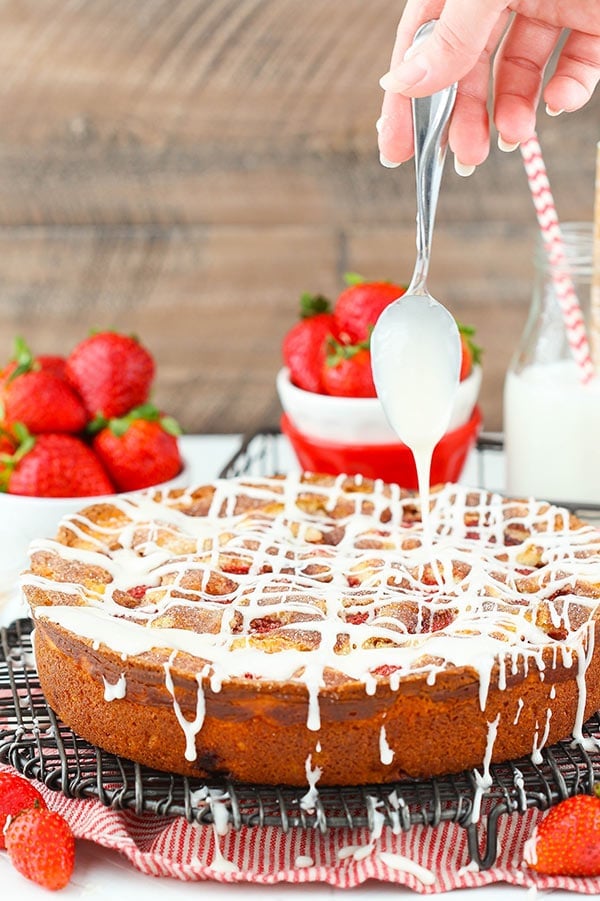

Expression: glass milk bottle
xmin=504 ymin=222 xmax=600 ymax=504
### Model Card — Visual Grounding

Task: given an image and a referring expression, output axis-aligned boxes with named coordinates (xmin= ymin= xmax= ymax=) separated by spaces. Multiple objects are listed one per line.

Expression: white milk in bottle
xmin=504 ymin=223 xmax=600 ymax=504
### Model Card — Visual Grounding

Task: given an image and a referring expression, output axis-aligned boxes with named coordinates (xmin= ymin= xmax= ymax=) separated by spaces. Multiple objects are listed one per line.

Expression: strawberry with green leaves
xmin=0 ymin=338 xmax=87 ymax=434
xmin=282 ymin=293 xmax=336 ymax=393
xmin=65 ymin=330 xmax=155 ymax=419
xmin=5 ymin=806 xmax=75 ymax=891
xmin=321 ymin=336 xmax=377 ymax=398
xmin=91 ymin=403 xmax=182 ymax=491
xmin=333 ymin=273 xmax=406 ymax=344
xmin=0 ymin=426 xmax=115 ymax=497
xmin=524 ymin=786 xmax=600 ymax=877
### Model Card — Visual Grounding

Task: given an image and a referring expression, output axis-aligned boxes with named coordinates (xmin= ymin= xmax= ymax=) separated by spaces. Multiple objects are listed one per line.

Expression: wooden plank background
xmin=0 ymin=0 xmax=598 ymax=434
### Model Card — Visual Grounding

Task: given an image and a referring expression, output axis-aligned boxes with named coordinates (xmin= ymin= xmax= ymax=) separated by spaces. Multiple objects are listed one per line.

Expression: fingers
xmin=385 ymin=0 xmax=446 ymax=72
xmin=379 ymin=2 xmax=509 ymax=170
xmin=377 ymin=0 xmax=506 ymax=167
xmin=543 ymin=29 xmax=600 ymax=115
xmin=378 ymin=0 xmax=445 ymax=166
xmin=493 ymin=14 xmax=562 ymax=146
xmin=449 ymin=13 xmax=510 ymax=170
xmin=379 ymin=0 xmax=508 ymax=97
xmin=377 ymin=93 xmax=414 ymax=167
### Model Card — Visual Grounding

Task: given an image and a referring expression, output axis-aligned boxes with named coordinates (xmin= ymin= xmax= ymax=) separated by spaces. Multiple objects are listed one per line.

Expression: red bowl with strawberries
xmin=279 ymin=275 xmax=483 ymax=484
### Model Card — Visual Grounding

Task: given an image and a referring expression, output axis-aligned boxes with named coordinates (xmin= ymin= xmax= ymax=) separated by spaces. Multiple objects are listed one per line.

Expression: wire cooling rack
xmin=1 ymin=431 xmax=599 ymax=870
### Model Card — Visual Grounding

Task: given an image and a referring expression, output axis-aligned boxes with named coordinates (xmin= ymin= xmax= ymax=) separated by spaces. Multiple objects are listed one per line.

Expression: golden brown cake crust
xmin=24 ymin=475 xmax=600 ymax=786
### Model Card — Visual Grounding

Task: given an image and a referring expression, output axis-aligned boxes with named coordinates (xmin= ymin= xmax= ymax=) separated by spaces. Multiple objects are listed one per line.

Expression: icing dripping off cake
xmin=23 ymin=474 xmax=600 ymax=785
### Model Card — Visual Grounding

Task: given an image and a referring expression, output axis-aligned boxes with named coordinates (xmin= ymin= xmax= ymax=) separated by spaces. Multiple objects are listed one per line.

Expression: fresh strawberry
xmin=321 ymin=337 xmax=377 ymax=398
xmin=524 ymin=787 xmax=600 ymax=877
xmin=458 ymin=322 xmax=482 ymax=381
xmin=65 ymin=331 xmax=155 ymax=419
xmin=1 ymin=429 xmax=115 ymax=497
xmin=0 ymin=338 xmax=87 ymax=434
xmin=0 ymin=772 xmax=47 ymax=850
xmin=282 ymin=293 xmax=336 ymax=393
xmin=91 ymin=403 xmax=182 ymax=491
xmin=5 ymin=807 xmax=75 ymax=891
xmin=1 ymin=370 xmax=88 ymax=434
xmin=333 ymin=273 xmax=406 ymax=344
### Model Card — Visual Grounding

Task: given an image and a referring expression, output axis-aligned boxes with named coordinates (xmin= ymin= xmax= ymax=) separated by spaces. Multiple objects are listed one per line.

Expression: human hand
xmin=377 ymin=0 xmax=600 ymax=174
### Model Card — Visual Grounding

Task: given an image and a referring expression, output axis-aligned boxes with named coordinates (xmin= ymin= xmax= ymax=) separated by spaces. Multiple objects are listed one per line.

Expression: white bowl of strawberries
xmin=277 ymin=275 xmax=482 ymax=484
xmin=0 ymin=331 xmax=187 ymax=552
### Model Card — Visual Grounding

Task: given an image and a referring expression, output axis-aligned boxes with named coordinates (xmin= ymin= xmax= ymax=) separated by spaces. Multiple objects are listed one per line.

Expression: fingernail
xmin=380 ymin=153 xmax=401 ymax=169
xmin=545 ymin=104 xmax=564 ymax=117
xmin=498 ymin=135 xmax=520 ymax=152
xmin=454 ymin=157 xmax=476 ymax=177
xmin=375 ymin=116 xmax=387 ymax=134
xmin=379 ymin=55 xmax=428 ymax=92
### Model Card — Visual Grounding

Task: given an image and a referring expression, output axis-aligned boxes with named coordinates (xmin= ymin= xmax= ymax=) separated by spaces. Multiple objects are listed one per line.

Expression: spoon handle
xmin=408 ymin=21 xmax=457 ymax=294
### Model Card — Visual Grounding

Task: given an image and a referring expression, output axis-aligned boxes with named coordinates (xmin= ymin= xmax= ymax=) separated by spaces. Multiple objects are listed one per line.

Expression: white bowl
xmin=276 ymin=366 xmax=482 ymax=445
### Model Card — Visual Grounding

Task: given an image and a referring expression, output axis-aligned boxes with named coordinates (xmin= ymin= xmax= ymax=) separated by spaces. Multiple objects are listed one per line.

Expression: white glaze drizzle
xmin=531 ymin=708 xmax=553 ymax=765
xmin=379 ymin=725 xmax=394 ymax=765
xmin=24 ymin=476 xmax=600 ymax=771
xmin=102 ymin=672 xmax=126 ymax=701
xmin=378 ymin=851 xmax=436 ymax=885
xmin=513 ymin=698 xmax=524 ymax=725
xmin=299 ymin=754 xmax=322 ymax=815
xmin=163 ymin=653 xmax=208 ymax=762
xmin=471 ymin=713 xmax=501 ymax=823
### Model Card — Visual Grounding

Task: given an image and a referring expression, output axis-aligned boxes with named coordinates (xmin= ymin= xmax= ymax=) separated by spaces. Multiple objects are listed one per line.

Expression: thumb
xmin=380 ymin=0 xmax=509 ymax=96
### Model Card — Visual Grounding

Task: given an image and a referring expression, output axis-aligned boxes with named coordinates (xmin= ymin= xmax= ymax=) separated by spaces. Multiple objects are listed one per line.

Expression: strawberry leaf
xmin=108 ymin=418 xmax=130 ymax=438
xmin=129 ymin=402 xmax=160 ymax=421
xmin=458 ymin=321 xmax=483 ymax=366
xmin=159 ymin=415 xmax=182 ymax=437
xmin=299 ymin=293 xmax=331 ymax=319
xmin=87 ymin=413 xmax=108 ymax=435
xmin=8 ymin=337 xmax=39 ymax=381
xmin=3 ymin=422 xmax=37 ymax=466
xmin=325 ymin=335 xmax=370 ymax=366
xmin=105 ymin=403 xmax=181 ymax=438
xmin=343 ymin=272 xmax=365 ymax=286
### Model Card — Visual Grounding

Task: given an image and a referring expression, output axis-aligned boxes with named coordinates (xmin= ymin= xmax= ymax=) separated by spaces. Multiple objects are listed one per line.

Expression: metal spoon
xmin=371 ymin=20 xmax=461 ymax=465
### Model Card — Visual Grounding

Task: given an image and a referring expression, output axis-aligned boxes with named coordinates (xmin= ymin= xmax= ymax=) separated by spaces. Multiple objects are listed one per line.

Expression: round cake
xmin=23 ymin=473 xmax=600 ymax=786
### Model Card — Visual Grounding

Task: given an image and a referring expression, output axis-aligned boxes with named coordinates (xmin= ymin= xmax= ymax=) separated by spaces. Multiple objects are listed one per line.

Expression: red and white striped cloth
xmin=2 ymin=765 xmax=599 ymax=894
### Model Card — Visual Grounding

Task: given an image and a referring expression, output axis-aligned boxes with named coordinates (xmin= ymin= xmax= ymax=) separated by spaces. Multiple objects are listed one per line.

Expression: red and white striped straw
xmin=520 ymin=134 xmax=595 ymax=384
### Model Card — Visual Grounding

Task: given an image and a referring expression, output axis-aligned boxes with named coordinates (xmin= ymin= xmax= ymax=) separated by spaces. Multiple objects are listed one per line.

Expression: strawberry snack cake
xmin=23 ymin=472 xmax=600 ymax=787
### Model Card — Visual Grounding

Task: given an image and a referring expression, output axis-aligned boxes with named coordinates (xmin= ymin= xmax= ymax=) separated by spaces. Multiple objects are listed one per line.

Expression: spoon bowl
xmin=371 ymin=295 xmax=461 ymax=449
xmin=371 ymin=20 xmax=462 ymax=456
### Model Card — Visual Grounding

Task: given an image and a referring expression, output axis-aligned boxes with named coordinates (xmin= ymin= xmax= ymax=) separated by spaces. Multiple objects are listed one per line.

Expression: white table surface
xmin=0 ymin=434 xmax=576 ymax=898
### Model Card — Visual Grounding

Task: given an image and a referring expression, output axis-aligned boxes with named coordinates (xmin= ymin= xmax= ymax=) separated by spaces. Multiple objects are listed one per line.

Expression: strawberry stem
xmin=0 ymin=422 xmax=36 ymax=492
xmin=97 ymin=403 xmax=182 ymax=438
xmin=325 ymin=335 xmax=370 ymax=367
xmin=7 ymin=337 xmax=39 ymax=381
